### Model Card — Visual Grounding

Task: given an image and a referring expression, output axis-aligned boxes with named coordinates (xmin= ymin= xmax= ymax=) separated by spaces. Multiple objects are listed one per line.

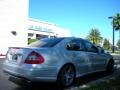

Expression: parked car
xmin=3 ymin=37 xmax=114 ymax=87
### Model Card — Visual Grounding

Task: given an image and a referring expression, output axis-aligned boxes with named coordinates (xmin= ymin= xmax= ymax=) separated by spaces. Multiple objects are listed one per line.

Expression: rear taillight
xmin=25 ymin=51 xmax=44 ymax=64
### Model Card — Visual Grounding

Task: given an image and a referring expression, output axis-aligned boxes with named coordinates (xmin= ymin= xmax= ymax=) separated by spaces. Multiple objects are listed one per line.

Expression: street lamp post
xmin=108 ymin=16 xmax=115 ymax=53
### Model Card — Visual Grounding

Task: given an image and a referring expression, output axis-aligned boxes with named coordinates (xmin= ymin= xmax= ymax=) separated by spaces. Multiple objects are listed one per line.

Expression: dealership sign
xmin=28 ymin=25 xmax=53 ymax=33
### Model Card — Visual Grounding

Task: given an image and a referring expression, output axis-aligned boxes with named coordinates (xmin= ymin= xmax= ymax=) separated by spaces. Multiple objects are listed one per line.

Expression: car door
xmin=84 ymin=41 xmax=107 ymax=72
xmin=66 ymin=39 xmax=92 ymax=75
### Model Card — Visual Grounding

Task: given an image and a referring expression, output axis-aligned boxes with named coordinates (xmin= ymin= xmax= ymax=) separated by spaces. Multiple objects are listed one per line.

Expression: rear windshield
xmin=28 ymin=38 xmax=64 ymax=47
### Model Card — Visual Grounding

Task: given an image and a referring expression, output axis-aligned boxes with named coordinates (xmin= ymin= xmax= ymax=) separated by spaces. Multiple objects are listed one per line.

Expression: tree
xmin=103 ymin=39 xmax=111 ymax=50
xmin=114 ymin=13 xmax=120 ymax=30
xmin=117 ymin=39 xmax=120 ymax=49
xmin=86 ymin=28 xmax=103 ymax=45
xmin=108 ymin=13 xmax=120 ymax=53
xmin=114 ymin=13 xmax=120 ymax=40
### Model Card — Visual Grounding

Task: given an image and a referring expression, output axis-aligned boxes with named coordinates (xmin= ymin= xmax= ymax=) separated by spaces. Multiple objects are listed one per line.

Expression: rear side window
xmin=28 ymin=38 xmax=64 ymax=47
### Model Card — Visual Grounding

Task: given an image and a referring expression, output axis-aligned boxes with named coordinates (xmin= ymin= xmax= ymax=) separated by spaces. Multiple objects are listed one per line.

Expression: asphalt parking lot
xmin=0 ymin=55 xmax=120 ymax=90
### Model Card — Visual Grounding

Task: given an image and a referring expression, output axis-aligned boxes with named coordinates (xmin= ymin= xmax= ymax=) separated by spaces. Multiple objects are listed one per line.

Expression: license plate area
xmin=7 ymin=53 xmax=22 ymax=64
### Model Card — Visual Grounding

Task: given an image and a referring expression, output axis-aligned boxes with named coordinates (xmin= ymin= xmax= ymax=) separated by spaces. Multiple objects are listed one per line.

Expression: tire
xmin=106 ymin=60 xmax=114 ymax=74
xmin=57 ymin=64 xmax=75 ymax=87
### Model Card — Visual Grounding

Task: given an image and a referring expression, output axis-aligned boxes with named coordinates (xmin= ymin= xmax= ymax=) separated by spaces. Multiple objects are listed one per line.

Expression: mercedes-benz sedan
xmin=3 ymin=37 xmax=114 ymax=87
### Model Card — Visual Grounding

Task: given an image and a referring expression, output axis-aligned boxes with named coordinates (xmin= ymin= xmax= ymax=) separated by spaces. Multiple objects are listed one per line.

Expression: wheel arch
xmin=107 ymin=58 xmax=114 ymax=65
xmin=106 ymin=58 xmax=115 ymax=73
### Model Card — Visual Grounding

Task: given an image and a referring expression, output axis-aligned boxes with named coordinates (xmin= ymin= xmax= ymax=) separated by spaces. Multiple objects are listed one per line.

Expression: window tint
xmin=67 ymin=39 xmax=85 ymax=51
xmin=28 ymin=38 xmax=64 ymax=47
xmin=85 ymin=42 xmax=98 ymax=53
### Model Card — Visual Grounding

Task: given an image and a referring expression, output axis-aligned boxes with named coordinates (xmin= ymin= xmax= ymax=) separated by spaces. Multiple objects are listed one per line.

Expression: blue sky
xmin=29 ymin=0 xmax=120 ymax=44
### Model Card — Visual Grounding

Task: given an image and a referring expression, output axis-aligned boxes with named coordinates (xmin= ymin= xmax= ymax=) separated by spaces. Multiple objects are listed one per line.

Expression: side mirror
xmin=101 ymin=49 xmax=105 ymax=53
xmin=97 ymin=46 xmax=105 ymax=53
xmin=106 ymin=51 xmax=110 ymax=54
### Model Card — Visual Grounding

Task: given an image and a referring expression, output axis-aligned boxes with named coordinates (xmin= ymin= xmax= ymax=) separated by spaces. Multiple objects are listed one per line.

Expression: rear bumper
xmin=3 ymin=62 xmax=57 ymax=82
xmin=4 ymin=70 xmax=56 ymax=82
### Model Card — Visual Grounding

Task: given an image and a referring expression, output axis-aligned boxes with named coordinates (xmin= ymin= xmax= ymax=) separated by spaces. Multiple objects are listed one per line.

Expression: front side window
xmin=28 ymin=38 xmax=64 ymax=47
xmin=85 ymin=42 xmax=98 ymax=53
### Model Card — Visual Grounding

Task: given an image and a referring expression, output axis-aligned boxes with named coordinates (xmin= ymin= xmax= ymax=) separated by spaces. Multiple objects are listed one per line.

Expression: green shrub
xmin=28 ymin=38 xmax=38 ymax=44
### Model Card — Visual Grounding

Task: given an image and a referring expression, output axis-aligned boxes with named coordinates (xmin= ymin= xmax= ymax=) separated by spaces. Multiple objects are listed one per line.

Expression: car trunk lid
xmin=7 ymin=47 xmax=32 ymax=64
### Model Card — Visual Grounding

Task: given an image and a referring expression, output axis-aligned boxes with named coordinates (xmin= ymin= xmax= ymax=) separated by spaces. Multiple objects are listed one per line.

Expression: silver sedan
xmin=3 ymin=37 xmax=114 ymax=87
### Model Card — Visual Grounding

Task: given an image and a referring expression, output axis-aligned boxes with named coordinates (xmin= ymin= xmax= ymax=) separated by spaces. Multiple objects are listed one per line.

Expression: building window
xmin=36 ymin=34 xmax=48 ymax=39
xmin=28 ymin=33 xmax=34 ymax=37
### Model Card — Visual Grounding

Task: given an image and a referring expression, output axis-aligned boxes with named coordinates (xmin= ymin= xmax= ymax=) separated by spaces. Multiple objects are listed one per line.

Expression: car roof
xmin=40 ymin=37 xmax=89 ymax=43
xmin=54 ymin=37 xmax=88 ymax=41
xmin=50 ymin=37 xmax=83 ymax=39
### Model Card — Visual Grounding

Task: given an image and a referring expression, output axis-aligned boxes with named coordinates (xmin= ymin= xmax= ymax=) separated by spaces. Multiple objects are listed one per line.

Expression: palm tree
xmin=114 ymin=13 xmax=120 ymax=40
xmin=108 ymin=13 xmax=120 ymax=53
xmin=86 ymin=28 xmax=103 ymax=45
xmin=114 ymin=13 xmax=120 ymax=29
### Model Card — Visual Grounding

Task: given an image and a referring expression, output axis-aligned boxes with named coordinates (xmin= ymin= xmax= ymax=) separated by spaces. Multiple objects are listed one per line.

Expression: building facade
xmin=28 ymin=18 xmax=71 ymax=40
xmin=0 ymin=0 xmax=71 ymax=57
xmin=0 ymin=0 xmax=28 ymax=56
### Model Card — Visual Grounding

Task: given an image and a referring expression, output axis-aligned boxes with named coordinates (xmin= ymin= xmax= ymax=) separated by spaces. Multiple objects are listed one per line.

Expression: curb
xmin=0 ymin=56 xmax=6 ymax=60
xmin=0 ymin=54 xmax=6 ymax=60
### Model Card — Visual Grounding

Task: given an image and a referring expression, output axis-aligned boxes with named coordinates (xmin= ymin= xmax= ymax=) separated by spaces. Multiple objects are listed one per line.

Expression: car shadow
xmin=73 ymin=71 xmax=108 ymax=86
xmin=13 ymin=71 xmax=111 ymax=90
xmin=13 ymin=82 xmax=64 ymax=90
